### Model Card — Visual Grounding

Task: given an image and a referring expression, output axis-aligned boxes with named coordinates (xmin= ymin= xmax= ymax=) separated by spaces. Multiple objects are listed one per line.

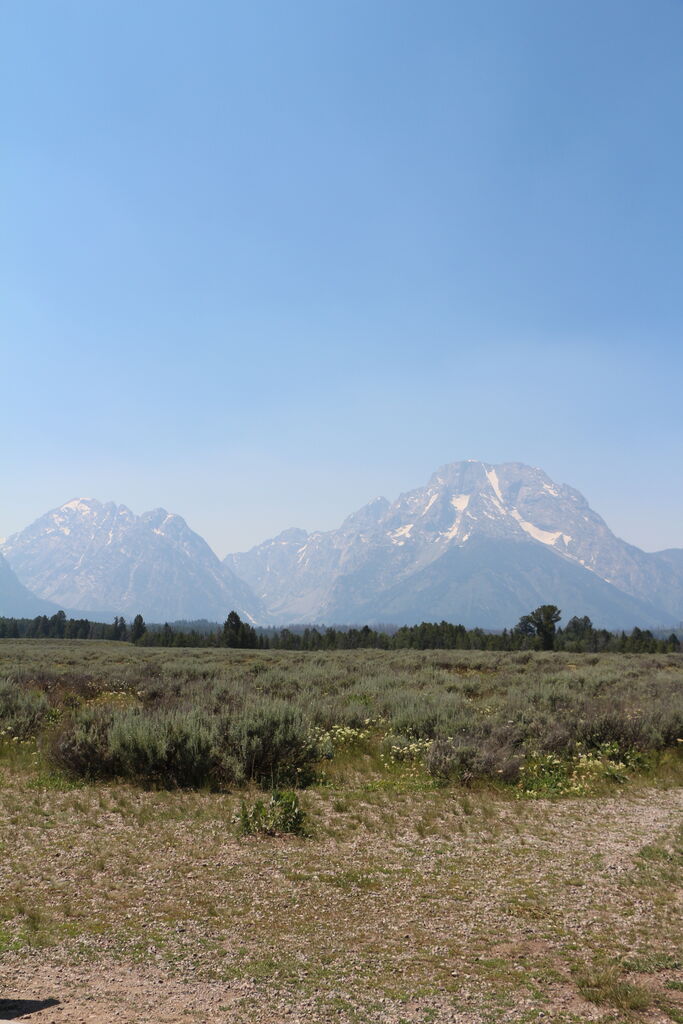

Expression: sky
xmin=2 ymin=0 xmax=682 ymax=558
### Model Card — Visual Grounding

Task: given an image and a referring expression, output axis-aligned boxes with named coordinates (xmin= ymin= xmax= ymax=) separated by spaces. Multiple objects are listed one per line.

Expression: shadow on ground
xmin=0 ymin=999 xmax=60 ymax=1020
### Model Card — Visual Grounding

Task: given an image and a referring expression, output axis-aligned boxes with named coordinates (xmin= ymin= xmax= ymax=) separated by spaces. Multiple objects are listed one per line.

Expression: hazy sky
xmin=2 ymin=0 xmax=682 ymax=557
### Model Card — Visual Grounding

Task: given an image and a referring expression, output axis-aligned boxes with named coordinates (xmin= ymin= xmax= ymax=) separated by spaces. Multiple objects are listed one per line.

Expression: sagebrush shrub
xmin=218 ymin=700 xmax=319 ymax=787
xmin=49 ymin=698 xmax=321 ymax=790
xmin=49 ymin=705 xmax=117 ymax=778
xmin=6 ymin=645 xmax=680 ymax=793
xmin=0 ymin=680 xmax=50 ymax=739
xmin=425 ymin=737 xmax=522 ymax=783
xmin=106 ymin=708 xmax=217 ymax=787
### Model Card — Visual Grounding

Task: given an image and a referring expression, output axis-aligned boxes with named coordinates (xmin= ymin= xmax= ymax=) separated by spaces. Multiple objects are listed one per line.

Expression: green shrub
xmin=518 ymin=744 xmax=632 ymax=798
xmin=237 ymin=790 xmax=309 ymax=836
xmin=425 ymin=737 xmax=521 ymax=784
xmin=49 ymin=698 xmax=320 ymax=790
xmin=8 ymin=645 xmax=681 ymax=794
xmin=49 ymin=706 xmax=218 ymax=786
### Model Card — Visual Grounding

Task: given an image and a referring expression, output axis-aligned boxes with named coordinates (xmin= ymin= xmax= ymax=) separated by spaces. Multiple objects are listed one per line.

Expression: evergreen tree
xmin=516 ymin=605 xmax=561 ymax=650
xmin=222 ymin=610 xmax=258 ymax=649
xmin=223 ymin=610 xmax=243 ymax=647
xmin=130 ymin=614 xmax=147 ymax=643
xmin=49 ymin=610 xmax=67 ymax=638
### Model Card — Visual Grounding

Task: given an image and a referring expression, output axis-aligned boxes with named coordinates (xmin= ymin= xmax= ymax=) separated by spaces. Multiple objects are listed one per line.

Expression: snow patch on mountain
xmin=61 ymin=499 xmax=95 ymax=514
xmin=484 ymin=467 xmax=504 ymax=504
xmin=509 ymin=510 xmax=564 ymax=547
xmin=451 ymin=495 xmax=470 ymax=511
xmin=422 ymin=493 xmax=439 ymax=515
xmin=442 ymin=517 xmax=465 ymax=541
xmin=389 ymin=524 xmax=414 ymax=544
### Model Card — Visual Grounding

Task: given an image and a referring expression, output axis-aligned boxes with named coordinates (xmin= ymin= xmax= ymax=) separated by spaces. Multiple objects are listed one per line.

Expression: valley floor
xmin=1 ymin=775 xmax=682 ymax=1024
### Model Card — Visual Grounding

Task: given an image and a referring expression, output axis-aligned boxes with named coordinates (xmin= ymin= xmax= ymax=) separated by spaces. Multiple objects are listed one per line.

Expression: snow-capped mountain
xmin=225 ymin=461 xmax=683 ymax=628
xmin=3 ymin=465 xmax=681 ymax=628
xmin=1 ymin=499 xmax=262 ymax=623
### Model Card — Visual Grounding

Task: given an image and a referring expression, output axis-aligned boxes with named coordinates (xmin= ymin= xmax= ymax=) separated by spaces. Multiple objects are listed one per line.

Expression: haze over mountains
xmin=2 ymin=462 xmax=682 ymax=629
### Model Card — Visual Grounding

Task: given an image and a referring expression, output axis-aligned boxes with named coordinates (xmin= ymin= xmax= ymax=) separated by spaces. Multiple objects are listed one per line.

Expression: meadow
xmin=0 ymin=640 xmax=681 ymax=1023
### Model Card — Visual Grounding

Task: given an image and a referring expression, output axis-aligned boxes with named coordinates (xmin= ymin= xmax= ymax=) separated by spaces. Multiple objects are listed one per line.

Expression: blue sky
xmin=2 ymin=0 xmax=682 ymax=556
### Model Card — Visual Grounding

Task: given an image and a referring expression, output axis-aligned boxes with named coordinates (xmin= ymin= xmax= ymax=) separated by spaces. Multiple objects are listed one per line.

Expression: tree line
xmin=0 ymin=606 xmax=680 ymax=653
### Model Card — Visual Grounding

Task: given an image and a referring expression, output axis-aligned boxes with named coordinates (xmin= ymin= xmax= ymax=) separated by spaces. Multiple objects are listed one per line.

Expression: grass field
xmin=0 ymin=640 xmax=681 ymax=1023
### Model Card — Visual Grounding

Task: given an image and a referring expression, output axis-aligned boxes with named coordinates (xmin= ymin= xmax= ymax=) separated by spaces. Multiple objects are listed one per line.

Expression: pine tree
xmin=222 ymin=610 xmax=242 ymax=647
xmin=130 ymin=614 xmax=147 ymax=643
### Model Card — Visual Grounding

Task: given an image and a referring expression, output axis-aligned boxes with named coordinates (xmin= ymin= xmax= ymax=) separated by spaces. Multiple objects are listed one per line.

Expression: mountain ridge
xmin=225 ymin=460 xmax=683 ymax=628
xmin=2 ymin=462 xmax=682 ymax=629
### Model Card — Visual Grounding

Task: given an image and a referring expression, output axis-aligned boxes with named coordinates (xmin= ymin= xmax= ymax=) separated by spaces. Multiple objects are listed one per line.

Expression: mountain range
xmin=2 ymin=462 xmax=682 ymax=629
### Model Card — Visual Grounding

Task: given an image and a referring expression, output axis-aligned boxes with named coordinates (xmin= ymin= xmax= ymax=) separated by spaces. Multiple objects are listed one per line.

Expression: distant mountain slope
xmin=226 ymin=461 xmax=683 ymax=628
xmin=324 ymin=537 xmax=669 ymax=630
xmin=0 ymin=554 xmax=61 ymax=618
xmin=655 ymin=548 xmax=683 ymax=573
xmin=1 ymin=499 xmax=262 ymax=623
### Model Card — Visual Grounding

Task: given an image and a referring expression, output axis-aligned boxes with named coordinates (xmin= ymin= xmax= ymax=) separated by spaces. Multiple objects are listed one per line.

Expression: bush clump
xmin=425 ymin=737 xmax=522 ymax=784
xmin=49 ymin=699 xmax=320 ymax=790
xmin=0 ymin=680 xmax=50 ymax=739
xmin=237 ymin=790 xmax=309 ymax=836
xmin=107 ymin=708 xmax=217 ymax=787
xmin=4 ymin=645 xmax=680 ymax=795
xmin=219 ymin=700 xmax=319 ymax=788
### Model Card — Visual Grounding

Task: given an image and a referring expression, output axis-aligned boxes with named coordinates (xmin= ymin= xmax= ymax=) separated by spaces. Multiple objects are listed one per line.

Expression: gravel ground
xmin=1 ymin=777 xmax=682 ymax=1024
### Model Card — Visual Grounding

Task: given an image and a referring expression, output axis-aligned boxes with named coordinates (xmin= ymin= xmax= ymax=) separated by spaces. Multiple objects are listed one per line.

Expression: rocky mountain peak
xmin=1 ymin=500 xmax=262 ymax=623
xmin=225 ymin=460 xmax=683 ymax=627
xmin=276 ymin=528 xmax=310 ymax=544
xmin=340 ymin=496 xmax=391 ymax=533
xmin=58 ymin=498 xmax=98 ymax=514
